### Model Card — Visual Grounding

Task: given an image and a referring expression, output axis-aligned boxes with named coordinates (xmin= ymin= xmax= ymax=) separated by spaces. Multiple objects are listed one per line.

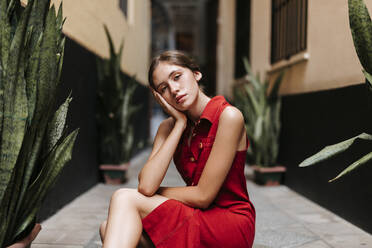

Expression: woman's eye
xmin=174 ymin=74 xmax=181 ymax=81
xmin=160 ymin=86 xmax=167 ymax=93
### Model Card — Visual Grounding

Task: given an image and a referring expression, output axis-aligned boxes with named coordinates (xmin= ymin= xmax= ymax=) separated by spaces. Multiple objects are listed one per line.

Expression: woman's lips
xmin=176 ymin=94 xmax=187 ymax=104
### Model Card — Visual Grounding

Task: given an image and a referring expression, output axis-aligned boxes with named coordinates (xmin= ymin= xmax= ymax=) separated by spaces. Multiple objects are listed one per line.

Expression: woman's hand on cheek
xmin=152 ymin=90 xmax=187 ymax=125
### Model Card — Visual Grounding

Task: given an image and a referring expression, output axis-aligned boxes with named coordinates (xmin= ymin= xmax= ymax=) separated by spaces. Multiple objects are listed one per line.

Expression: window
xmin=271 ymin=0 xmax=307 ymax=64
xmin=234 ymin=0 xmax=251 ymax=78
xmin=119 ymin=0 xmax=128 ymax=17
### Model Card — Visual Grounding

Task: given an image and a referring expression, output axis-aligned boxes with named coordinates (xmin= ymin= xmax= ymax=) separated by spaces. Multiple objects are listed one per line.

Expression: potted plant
xmin=7 ymin=223 xmax=41 ymax=248
xmin=299 ymin=0 xmax=372 ymax=182
xmin=96 ymin=26 xmax=142 ymax=184
xmin=0 ymin=0 xmax=78 ymax=246
xmin=233 ymin=58 xmax=285 ymax=185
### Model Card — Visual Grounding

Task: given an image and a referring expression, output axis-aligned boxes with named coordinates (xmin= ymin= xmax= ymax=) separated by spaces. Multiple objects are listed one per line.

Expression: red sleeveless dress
xmin=142 ymin=95 xmax=256 ymax=248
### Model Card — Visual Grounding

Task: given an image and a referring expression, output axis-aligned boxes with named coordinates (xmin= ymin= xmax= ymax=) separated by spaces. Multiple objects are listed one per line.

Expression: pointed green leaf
xmin=22 ymin=5 xmax=59 ymax=203
xmin=34 ymin=4 xmax=58 ymax=117
xmin=362 ymin=69 xmax=372 ymax=90
xmin=25 ymin=32 xmax=42 ymax=125
xmin=0 ymin=0 xmax=11 ymax=70
xmin=6 ymin=0 xmax=17 ymax=17
xmin=348 ymin=0 xmax=372 ymax=73
xmin=56 ymin=36 xmax=65 ymax=84
xmin=269 ymin=69 xmax=285 ymax=101
xmin=299 ymin=133 xmax=372 ymax=167
xmin=329 ymin=151 xmax=372 ymax=182
xmin=118 ymin=39 xmax=124 ymax=63
xmin=103 ymin=24 xmax=116 ymax=61
xmin=45 ymin=95 xmax=72 ymax=154
xmin=243 ymin=84 xmax=260 ymax=115
xmin=14 ymin=129 xmax=79 ymax=239
xmin=2 ymin=46 xmax=30 ymax=240
xmin=56 ymin=2 xmax=63 ymax=31
xmin=243 ymin=57 xmax=260 ymax=90
xmin=0 ymin=2 xmax=31 ymax=203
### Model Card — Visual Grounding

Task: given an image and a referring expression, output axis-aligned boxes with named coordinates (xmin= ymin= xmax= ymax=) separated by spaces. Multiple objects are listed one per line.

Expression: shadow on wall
xmin=279 ymin=83 xmax=372 ymax=234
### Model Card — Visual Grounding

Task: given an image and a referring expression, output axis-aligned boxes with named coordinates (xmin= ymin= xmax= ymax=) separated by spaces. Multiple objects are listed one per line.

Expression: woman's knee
xmin=100 ymin=220 xmax=107 ymax=232
xmin=110 ymin=188 xmax=167 ymax=218
xmin=137 ymin=232 xmax=155 ymax=248
xmin=112 ymin=188 xmax=135 ymax=201
xmin=111 ymin=188 xmax=142 ymax=206
xmin=99 ymin=220 xmax=107 ymax=241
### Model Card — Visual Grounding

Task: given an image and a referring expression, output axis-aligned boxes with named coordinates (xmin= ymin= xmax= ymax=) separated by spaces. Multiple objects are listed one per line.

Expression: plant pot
xmin=7 ymin=223 xmax=41 ymax=248
xmin=100 ymin=163 xmax=130 ymax=185
xmin=251 ymin=165 xmax=286 ymax=186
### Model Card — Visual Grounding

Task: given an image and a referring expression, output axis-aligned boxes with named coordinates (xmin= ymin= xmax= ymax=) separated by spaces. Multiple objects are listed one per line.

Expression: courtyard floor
xmin=31 ymin=147 xmax=372 ymax=248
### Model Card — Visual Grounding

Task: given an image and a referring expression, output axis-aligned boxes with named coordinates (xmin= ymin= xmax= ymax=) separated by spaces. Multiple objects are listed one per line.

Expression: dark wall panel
xmin=279 ymin=83 xmax=372 ymax=234
xmin=37 ymin=37 xmax=150 ymax=221
xmin=37 ymin=37 xmax=100 ymax=221
xmin=234 ymin=0 xmax=250 ymax=78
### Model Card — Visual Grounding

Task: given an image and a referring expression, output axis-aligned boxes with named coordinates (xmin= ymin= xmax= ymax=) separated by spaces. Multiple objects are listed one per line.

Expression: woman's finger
xmin=153 ymin=91 xmax=168 ymax=107
xmin=151 ymin=89 xmax=186 ymax=122
xmin=152 ymin=90 xmax=168 ymax=110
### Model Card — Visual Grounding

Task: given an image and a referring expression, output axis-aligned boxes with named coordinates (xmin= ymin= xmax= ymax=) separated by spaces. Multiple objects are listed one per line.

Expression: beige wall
xmin=22 ymin=0 xmax=151 ymax=84
xmin=250 ymin=0 xmax=372 ymax=95
xmin=250 ymin=0 xmax=272 ymax=79
xmin=216 ymin=0 xmax=236 ymax=97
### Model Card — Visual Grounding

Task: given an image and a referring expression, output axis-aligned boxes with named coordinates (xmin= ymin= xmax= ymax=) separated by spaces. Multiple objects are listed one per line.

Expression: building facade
xmin=247 ymin=0 xmax=372 ymax=233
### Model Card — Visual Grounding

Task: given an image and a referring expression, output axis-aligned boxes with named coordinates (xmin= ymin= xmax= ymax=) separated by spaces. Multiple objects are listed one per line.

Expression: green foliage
xmin=0 ymin=0 xmax=78 ymax=245
xmin=299 ymin=133 xmax=372 ymax=168
xmin=349 ymin=0 xmax=372 ymax=75
xmin=299 ymin=0 xmax=372 ymax=182
xmin=233 ymin=58 xmax=284 ymax=167
xmin=96 ymin=25 xmax=142 ymax=165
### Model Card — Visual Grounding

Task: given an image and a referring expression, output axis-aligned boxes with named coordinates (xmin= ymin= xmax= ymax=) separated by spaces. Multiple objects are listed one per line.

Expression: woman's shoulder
xmin=219 ymin=106 xmax=244 ymax=125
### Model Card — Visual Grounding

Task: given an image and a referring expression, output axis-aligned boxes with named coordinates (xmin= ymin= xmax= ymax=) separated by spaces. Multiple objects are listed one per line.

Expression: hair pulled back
xmin=148 ymin=50 xmax=200 ymax=89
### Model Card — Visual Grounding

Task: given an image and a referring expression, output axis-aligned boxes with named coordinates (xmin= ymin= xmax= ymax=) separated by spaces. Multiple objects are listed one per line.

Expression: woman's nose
xmin=169 ymin=82 xmax=180 ymax=95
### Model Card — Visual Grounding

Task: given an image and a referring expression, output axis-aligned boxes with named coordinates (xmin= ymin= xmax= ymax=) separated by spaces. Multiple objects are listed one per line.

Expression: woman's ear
xmin=194 ymin=71 xmax=202 ymax=82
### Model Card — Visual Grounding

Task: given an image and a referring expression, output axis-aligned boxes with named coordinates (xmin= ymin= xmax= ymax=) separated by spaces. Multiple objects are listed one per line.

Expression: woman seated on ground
xmin=99 ymin=50 xmax=256 ymax=248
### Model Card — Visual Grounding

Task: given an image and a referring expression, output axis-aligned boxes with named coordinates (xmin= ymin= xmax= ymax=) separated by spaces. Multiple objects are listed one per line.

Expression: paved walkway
xmin=32 ymin=148 xmax=372 ymax=248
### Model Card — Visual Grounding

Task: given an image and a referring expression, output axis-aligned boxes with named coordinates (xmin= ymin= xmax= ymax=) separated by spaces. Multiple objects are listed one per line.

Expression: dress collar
xmin=199 ymin=95 xmax=226 ymax=123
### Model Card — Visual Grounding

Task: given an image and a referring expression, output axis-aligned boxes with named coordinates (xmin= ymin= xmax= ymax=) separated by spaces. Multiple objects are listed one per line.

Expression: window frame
xmin=270 ymin=0 xmax=308 ymax=64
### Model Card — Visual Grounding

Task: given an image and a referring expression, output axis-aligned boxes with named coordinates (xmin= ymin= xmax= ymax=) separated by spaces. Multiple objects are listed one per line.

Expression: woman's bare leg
xmin=101 ymin=188 xmax=168 ymax=248
xmin=99 ymin=220 xmax=107 ymax=242
xmin=100 ymin=220 xmax=154 ymax=248
xmin=139 ymin=231 xmax=155 ymax=248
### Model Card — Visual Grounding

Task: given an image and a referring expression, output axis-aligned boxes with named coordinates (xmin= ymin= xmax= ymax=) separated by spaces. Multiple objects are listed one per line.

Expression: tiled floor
xmin=32 ymin=148 xmax=372 ymax=248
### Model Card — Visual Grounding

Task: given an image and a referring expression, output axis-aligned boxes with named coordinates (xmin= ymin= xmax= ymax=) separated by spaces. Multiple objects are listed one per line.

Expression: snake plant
xmin=96 ymin=25 xmax=142 ymax=165
xmin=0 ymin=0 xmax=78 ymax=245
xmin=233 ymin=59 xmax=284 ymax=167
xmin=299 ymin=0 xmax=372 ymax=182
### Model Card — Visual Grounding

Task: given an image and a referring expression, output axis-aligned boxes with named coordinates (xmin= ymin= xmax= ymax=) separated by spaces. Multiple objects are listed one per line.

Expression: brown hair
xmin=148 ymin=50 xmax=200 ymax=89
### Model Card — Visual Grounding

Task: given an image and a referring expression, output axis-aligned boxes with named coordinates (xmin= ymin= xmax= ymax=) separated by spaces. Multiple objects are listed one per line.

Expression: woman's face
xmin=152 ymin=62 xmax=201 ymax=111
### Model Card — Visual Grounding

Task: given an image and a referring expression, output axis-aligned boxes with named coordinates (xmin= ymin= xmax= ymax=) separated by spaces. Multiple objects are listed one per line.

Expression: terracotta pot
xmin=99 ymin=162 xmax=130 ymax=185
xmin=7 ymin=223 xmax=41 ymax=248
xmin=251 ymin=165 xmax=286 ymax=186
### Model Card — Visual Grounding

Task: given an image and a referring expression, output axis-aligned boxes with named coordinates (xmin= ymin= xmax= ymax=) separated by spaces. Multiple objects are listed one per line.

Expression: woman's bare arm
xmin=138 ymin=117 xmax=185 ymax=196
xmin=138 ymin=89 xmax=187 ymax=196
xmin=157 ymin=106 xmax=245 ymax=209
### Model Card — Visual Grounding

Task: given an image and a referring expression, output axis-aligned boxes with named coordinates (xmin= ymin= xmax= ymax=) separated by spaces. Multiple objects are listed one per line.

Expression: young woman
xmin=100 ymin=50 xmax=256 ymax=248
